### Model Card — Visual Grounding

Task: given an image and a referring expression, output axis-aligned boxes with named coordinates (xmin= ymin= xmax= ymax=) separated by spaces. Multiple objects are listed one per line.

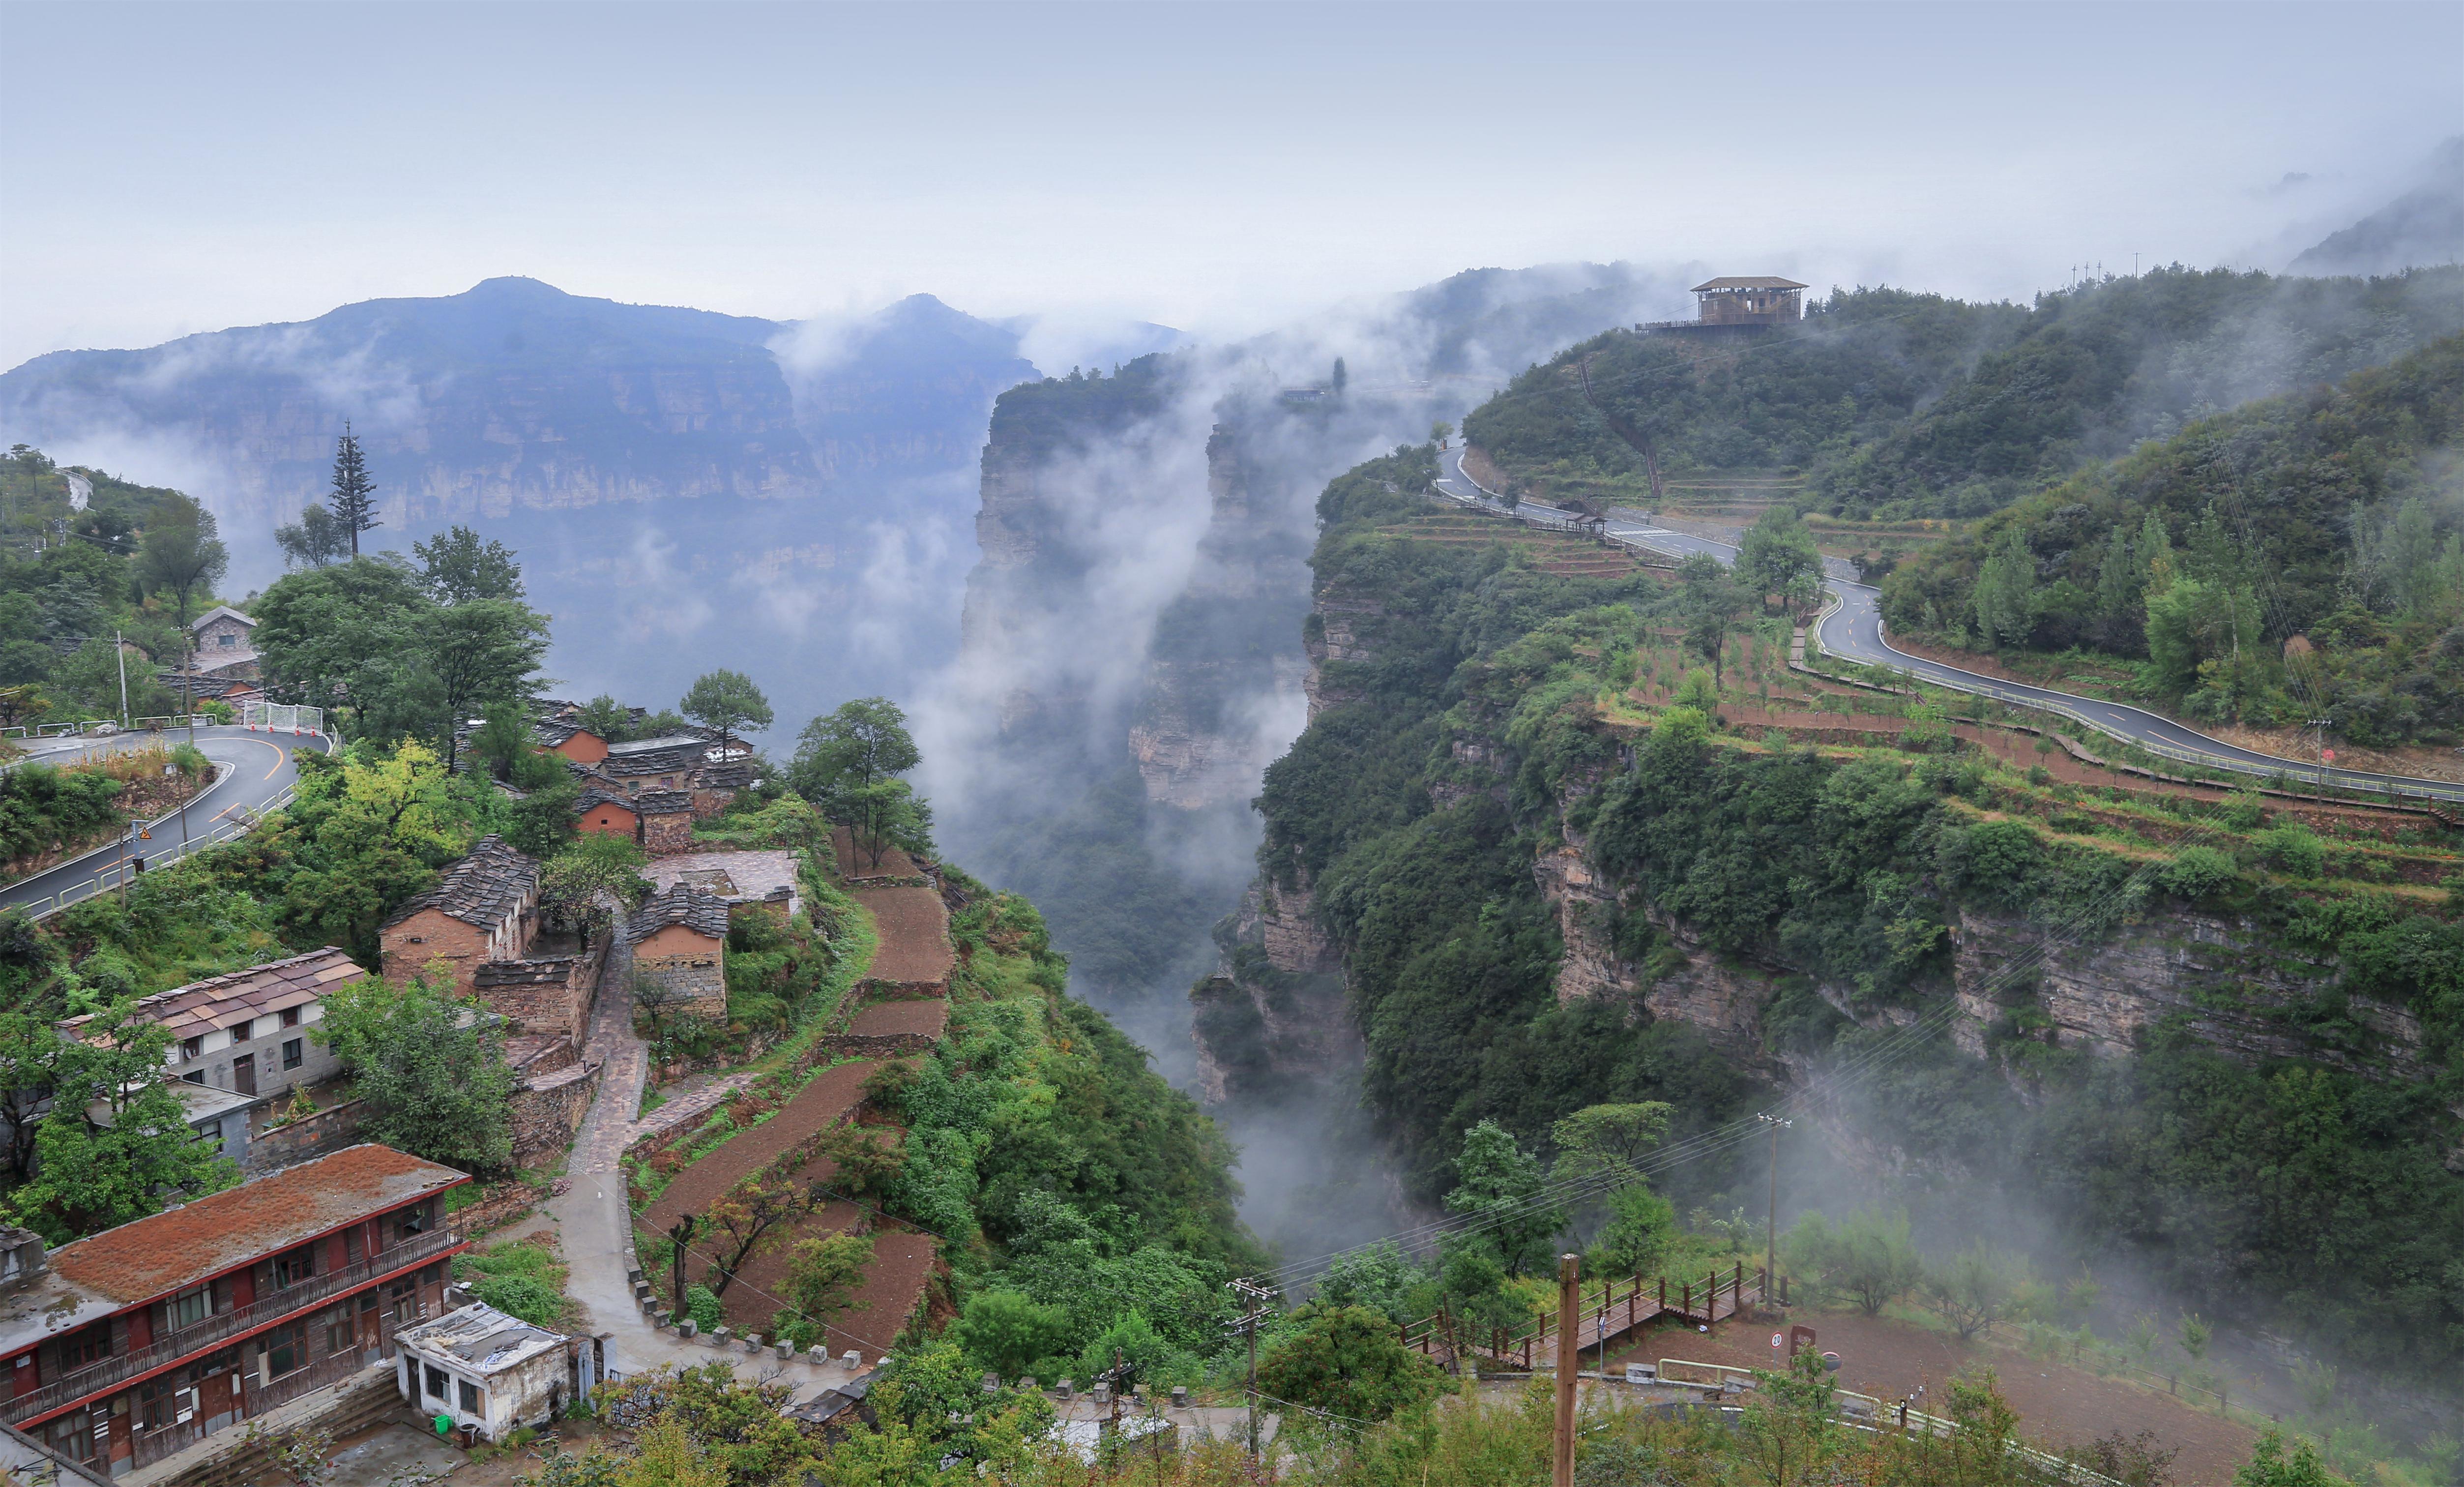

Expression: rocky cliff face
xmin=1 ymin=279 xmax=1039 ymax=533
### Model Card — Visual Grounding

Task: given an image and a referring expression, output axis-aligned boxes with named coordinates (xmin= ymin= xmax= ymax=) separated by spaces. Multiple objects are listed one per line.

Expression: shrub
xmin=476 ymin=1275 xmax=564 ymax=1327
xmin=685 ymin=1284 xmax=723 ymax=1331
xmin=2259 ymin=823 xmax=2326 ymax=878
xmin=2159 ymin=845 xmax=2239 ymax=899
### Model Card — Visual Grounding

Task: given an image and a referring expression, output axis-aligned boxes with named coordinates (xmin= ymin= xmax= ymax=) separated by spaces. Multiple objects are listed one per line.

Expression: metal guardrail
xmin=14 ymin=782 xmax=296 ymax=921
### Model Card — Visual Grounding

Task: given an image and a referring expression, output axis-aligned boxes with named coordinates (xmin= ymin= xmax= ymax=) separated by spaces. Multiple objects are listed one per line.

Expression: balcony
xmin=5 ymin=1225 xmax=464 ymax=1426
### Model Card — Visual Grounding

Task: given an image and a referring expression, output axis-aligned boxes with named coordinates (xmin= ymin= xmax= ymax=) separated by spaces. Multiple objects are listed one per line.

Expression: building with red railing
xmin=0 ymin=1144 xmax=468 ymax=1477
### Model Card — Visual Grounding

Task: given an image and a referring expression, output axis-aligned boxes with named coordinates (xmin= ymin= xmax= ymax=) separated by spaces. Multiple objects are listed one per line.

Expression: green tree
xmin=574 ymin=693 xmax=636 ymax=744
xmin=1972 ymin=524 xmax=2038 ymax=650
xmin=1737 ymin=506 xmax=1824 ymax=612
xmin=1679 ymin=553 xmax=1750 ymax=684
xmin=680 ymin=670 xmax=772 ymax=759
xmin=1444 ymin=1119 xmax=1562 ymax=1276
xmin=1313 ymin=1241 xmax=1430 ymax=1325
xmin=316 ymin=969 xmax=515 ymax=1173
xmin=135 ymin=489 xmax=228 ymax=627
xmin=1926 ymin=1239 xmax=2027 ymax=1339
xmin=0 ymin=1011 xmax=60 ymax=1181
xmin=842 ymin=778 xmax=933 ymax=870
xmin=414 ymin=525 xmax=525 ymax=604
xmin=782 ymin=1230 xmax=874 ymax=1321
xmin=9 ymin=1003 xmax=239 ymax=1240
xmin=273 ymin=504 xmax=351 ymax=570
xmin=469 ymin=699 xmax=534 ymax=781
xmin=539 ymin=831 xmax=649 ymax=932
xmin=2235 ymin=1432 xmax=2348 ymax=1487
xmin=1784 ymin=1207 xmax=1921 ymax=1315
xmin=252 ymin=557 xmax=436 ymax=731
xmin=275 ymin=740 xmax=473 ymax=955
xmin=789 ymin=696 xmax=920 ymax=809
xmin=1737 ymin=1348 xmax=1843 ymax=1487
xmin=327 ymin=423 xmax=380 ymax=556
xmin=950 ymin=1289 xmax=1072 ymax=1378
xmin=427 ymin=600 xmax=550 ymax=770
xmin=1254 ymin=1304 xmax=1447 ymax=1429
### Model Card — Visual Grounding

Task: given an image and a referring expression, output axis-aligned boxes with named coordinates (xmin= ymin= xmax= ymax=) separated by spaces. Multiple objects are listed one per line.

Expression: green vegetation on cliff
xmin=1248 ymin=432 xmax=2464 ymax=1385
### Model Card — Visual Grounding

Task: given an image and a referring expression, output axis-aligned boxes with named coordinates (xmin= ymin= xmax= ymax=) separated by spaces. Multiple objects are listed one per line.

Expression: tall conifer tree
xmin=327 ymin=422 xmax=381 ymax=556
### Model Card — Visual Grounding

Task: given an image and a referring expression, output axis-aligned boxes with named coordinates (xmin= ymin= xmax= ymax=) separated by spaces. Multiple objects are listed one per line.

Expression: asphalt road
xmin=0 ymin=725 xmax=329 ymax=917
xmin=1433 ymin=448 xmax=2464 ymax=805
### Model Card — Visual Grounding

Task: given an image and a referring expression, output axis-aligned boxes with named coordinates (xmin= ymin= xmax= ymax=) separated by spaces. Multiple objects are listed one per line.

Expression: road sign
xmin=1771 ymin=1332 xmax=1784 ymax=1349
xmin=2322 ymin=749 xmax=2336 ymax=763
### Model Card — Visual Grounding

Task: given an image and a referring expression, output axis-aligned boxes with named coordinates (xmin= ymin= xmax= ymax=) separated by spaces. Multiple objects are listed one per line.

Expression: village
xmin=0 ymin=692 xmax=997 ymax=1486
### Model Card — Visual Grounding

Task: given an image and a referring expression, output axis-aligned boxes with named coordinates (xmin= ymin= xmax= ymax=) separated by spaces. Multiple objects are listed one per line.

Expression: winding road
xmin=1434 ymin=447 xmax=2464 ymax=806
xmin=0 ymin=725 xmax=329 ymax=917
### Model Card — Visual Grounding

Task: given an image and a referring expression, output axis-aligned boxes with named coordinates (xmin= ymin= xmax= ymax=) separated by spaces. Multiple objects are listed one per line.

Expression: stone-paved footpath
xmin=543 ymin=926 xmax=856 ymax=1396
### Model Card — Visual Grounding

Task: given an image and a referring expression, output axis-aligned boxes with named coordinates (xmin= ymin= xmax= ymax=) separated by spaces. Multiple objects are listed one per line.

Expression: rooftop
xmin=645 ymin=850 xmax=801 ymax=917
xmin=188 ymin=605 xmax=257 ymax=633
xmin=632 ymin=790 xmax=693 ymax=815
xmin=396 ymin=1302 xmax=567 ymax=1376
xmin=1691 ymin=276 xmax=1809 ymax=292
xmin=626 ymin=882 xmax=731 ymax=945
xmin=381 ymin=836 xmax=538 ymax=933
xmin=48 ymin=1144 xmax=466 ymax=1307
xmin=573 ymin=787 xmax=638 ymax=816
xmin=59 ymin=947 xmax=363 ymax=1044
xmin=603 ymin=734 xmax=710 ymax=758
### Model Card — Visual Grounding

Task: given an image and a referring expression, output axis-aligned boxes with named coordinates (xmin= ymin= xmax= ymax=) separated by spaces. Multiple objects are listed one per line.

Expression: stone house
xmin=625 ymin=883 xmax=730 ymax=1022
xmin=0 ymin=1145 xmax=467 ymax=1478
xmin=393 ymin=1302 xmax=600 ymax=1444
xmin=635 ymin=791 xmax=696 ymax=854
xmin=572 ymin=788 xmax=639 ymax=842
xmin=378 ymin=837 xmax=540 ymax=998
xmin=644 ymin=850 xmax=801 ymax=924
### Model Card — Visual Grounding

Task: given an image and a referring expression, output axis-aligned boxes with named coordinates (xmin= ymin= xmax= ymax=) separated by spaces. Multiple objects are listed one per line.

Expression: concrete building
xmin=392 ymin=1303 xmax=601 ymax=1444
xmin=0 ymin=1146 xmax=467 ymax=1478
xmin=625 ymin=883 xmax=730 ymax=1021
xmin=59 ymin=948 xmax=362 ymax=1107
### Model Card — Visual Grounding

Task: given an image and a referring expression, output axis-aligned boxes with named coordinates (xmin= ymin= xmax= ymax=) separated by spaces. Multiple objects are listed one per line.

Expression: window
xmin=44 ymin=1412 xmax=96 ymax=1464
xmin=170 ymin=1285 xmax=211 ymax=1329
xmin=282 ymin=1039 xmax=303 ymax=1070
xmin=458 ymin=1379 xmax=481 ymax=1414
xmin=138 ymin=1377 xmax=195 ymax=1431
xmin=217 ymin=633 xmax=235 ymax=648
xmin=344 ymin=1226 xmax=362 ymax=1264
xmin=326 ymin=1318 xmax=355 ymax=1357
xmin=397 ymin=1203 xmax=428 ymax=1238
xmin=179 ymin=1035 xmax=204 ymax=1061
xmin=196 ymin=1119 xmax=222 ymax=1150
xmin=424 ymin=1365 xmax=449 ymax=1400
xmin=280 ymin=1007 xmax=301 ymax=1029
xmin=228 ymin=1018 xmax=251 ymax=1043
xmin=182 ymin=1070 xmax=205 ymax=1085
xmin=266 ymin=1323 xmax=304 ymax=1379
xmin=57 ymin=1323 xmax=110 ymax=1370
xmin=272 ymin=1245 xmax=316 ymax=1288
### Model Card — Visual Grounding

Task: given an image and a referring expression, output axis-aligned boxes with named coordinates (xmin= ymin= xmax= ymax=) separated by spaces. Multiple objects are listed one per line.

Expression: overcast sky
xmin=2 ymin=0 xmax=2456 ymax=366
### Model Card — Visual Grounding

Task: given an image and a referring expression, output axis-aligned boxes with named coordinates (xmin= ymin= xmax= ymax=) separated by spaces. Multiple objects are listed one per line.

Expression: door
xmin=196 ymin=1368 xmax=235 ymax=1431
xmin=231 ymin=1054 xmax=256 ymax=1097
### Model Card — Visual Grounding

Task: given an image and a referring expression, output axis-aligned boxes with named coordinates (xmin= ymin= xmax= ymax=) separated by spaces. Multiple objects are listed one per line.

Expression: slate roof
xmin=47 ymin=1144 xmax=466 ymax=1306
xmin=188 ymin=605 xmax=258 ymax=634
xmin=695 ymin=760 xmax=761 ymax=790
xmin=604 ymin=734 xmax=709 ymax=758
xmin=1691 ymin=276 xmax=1808 ymax=292
xmin=633 ymin=790 xmax=694 ymax=816
xmin=473 ymin=957 xmax=582 ymax=990
xmin=626 ymin=882 xmax=730 ymax=945
xmin=59 ymin=947 xmax=363 ymax=1043
xmin=380 ymin=835 xmax=539 ymax=932
xmin=573 ymin=787 xmax=639 ymax=818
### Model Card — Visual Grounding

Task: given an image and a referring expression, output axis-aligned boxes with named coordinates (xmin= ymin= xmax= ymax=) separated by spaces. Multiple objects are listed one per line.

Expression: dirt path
xmin=1608 ymin=1311 xmax=2259 ymax=1487
xmin=852 ymin=884 xmax=954 ymax=987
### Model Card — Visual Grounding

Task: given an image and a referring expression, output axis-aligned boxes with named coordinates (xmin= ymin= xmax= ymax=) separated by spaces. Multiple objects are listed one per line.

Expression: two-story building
xmin=47 ymin=949 xmax=366 ymax=1170
xmin=378 ymin=837 xmax=540 ymax=998
xmin=0 ymin=1145 xmax=468 ymax=1478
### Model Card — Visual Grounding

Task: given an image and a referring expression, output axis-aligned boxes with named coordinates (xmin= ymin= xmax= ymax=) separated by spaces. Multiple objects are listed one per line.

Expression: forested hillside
xmin=1880 ymin=336 xmax=2464 ymax=744
xmin=1465 ymin=267 xmax=2464 ymax=519
xmin=1216 ymin=432 xmax=2464 ymax=1412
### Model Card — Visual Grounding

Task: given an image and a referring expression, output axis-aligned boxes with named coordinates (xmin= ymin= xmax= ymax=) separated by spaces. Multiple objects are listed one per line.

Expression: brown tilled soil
xmin=716 ymin=1204 xmax=938 ymax=1355
xmin=832 ymin=826 xmax=919 ymax=878
xmin=1608 ymin=1312 xmax=2259 ymax=1487
xmin=854 ymin=885 xmax=955 ymax=986
xmin=847 ymin=998 xmax=950 ymax=1039
xmin=644 ymin=1059 xmax=880 ymax=1231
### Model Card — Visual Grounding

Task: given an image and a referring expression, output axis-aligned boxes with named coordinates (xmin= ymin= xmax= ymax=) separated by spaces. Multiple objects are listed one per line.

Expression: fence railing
xmin=5 ymin=1225 xmax=462 ymax=1426
xmin=1401 ymin=1264 xmax=1759 ymax=1370
xmin=240 ymin=702 xmax=323 ymax=737
xmin=15 ymin=784 xmax=295 ymax=921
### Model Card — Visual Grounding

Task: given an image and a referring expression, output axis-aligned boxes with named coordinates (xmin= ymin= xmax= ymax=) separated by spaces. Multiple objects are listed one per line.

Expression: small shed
xmin=394 ymin=1302 xmax=601 ymax=1444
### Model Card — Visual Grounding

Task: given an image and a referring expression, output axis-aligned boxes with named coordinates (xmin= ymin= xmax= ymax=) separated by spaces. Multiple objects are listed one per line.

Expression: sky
xmin=2 ymin=0 xmax=2458 ymax=366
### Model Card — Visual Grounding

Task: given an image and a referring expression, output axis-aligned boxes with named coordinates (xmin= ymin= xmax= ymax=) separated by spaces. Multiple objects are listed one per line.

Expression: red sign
xmin=2322 ymin=750 xmax=2336 ymax=763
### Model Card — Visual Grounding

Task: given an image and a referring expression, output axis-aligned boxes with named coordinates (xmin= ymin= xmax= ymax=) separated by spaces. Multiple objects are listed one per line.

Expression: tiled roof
xmin=573 ymin=787 xmax=638 ymax=817
xmin=695 ymin=760 xmax=760 ymax=790
xmin=48 ymin=1144 xmax=466 ymax=1306
xmin=633 ymin=790 xmax=693 ymax=815
xmin=1691 ymin=276 xmax=1808 ymax=292
xmin=626 ymin=883 xmax=730 ymax=945
xmin=473 ymin=957 xmax=581 ymax=989
xmin=188 ymin=605 xmax=257 ymax=633
xmin=59 ymin=948 xmax=363 ymax=1043
xmin=380 ymin=835 xmax=538 ymax=932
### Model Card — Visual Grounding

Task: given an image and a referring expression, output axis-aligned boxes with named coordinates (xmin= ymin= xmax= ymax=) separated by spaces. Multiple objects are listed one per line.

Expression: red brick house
xmin=378 ymin=837 xmax=540 ymax=998
xmin=573 ymin=788 xmax=640 ymax=842
xmin=535 ymin=721 xmax=609 ymax=767
xmin=0 ymin=1145 xmax=467 ymax=1477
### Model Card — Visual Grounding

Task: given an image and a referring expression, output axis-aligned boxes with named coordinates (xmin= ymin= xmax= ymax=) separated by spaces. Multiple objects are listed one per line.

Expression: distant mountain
xmin=0 ymin=278 xmax=1071 ymax=533
xmin=2290 ymin=138 xmax=2464 ymax=276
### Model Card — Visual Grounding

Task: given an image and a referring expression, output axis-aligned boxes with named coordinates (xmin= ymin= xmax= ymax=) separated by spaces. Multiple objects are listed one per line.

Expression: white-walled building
xmin=393 ymin=1303 xmax=601 ymax=1443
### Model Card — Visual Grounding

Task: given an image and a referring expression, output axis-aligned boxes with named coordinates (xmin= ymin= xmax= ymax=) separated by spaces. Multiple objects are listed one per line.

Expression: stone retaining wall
xmin=244 ymin=1097 xmax=366 ymax=1175
xmin=512 ymin=1059 xmax=604 ymax=1164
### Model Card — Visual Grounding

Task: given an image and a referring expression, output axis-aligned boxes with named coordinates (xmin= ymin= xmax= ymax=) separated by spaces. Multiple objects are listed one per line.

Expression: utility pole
xmin=2309 ymin=719 xmax=2331 ymax=803
xmin=1760 ymin=1113 xmax=1792 ymax=1307
xmin=115 ymin=629 xmax=129 ymax=727
xmin=1554 ymin=1254 xmax=1579 ymax=1487
xmin=1225 ymin=1277 xmax=1277 ymax=1458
